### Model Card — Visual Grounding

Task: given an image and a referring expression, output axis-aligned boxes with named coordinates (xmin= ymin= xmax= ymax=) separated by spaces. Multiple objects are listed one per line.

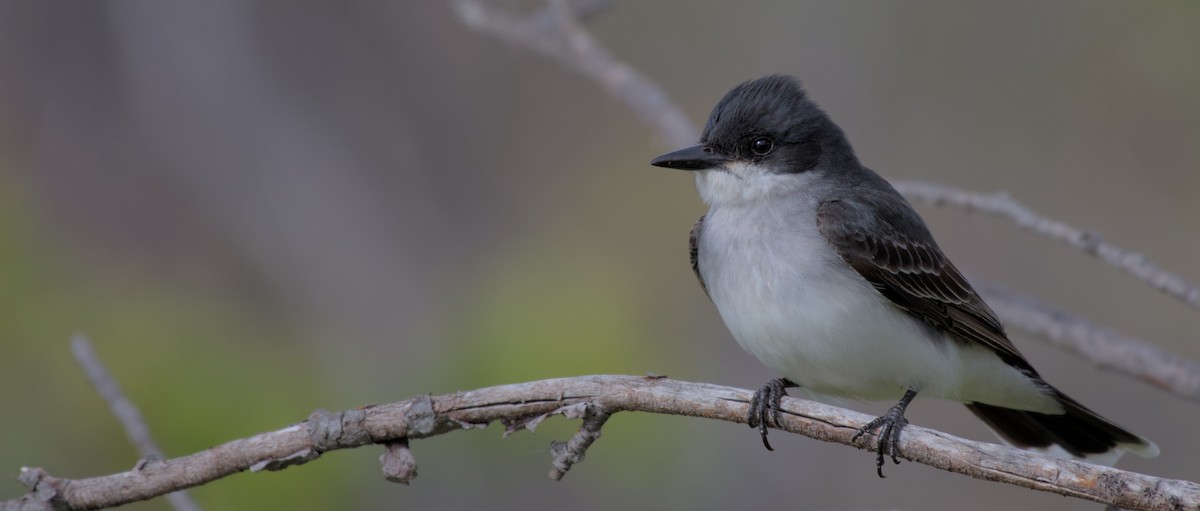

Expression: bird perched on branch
xmin=650 ymin=74 xmax=1158 ymax=475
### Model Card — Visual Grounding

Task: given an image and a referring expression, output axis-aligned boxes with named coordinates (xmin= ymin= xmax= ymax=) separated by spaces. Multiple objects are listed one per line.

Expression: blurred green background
xmin=1 ymin=1 xmax=1197 ymax=510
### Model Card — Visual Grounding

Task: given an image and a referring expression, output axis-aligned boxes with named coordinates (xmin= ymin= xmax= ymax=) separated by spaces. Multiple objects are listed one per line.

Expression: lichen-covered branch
xmin=2 ymin=376 xmax=1195 ymax=511
xmin=547 ymin=402 xmax=611 ymax=480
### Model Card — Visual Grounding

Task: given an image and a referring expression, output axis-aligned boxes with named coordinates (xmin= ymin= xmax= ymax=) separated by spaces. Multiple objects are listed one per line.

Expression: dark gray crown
xmin=701 ymin=74 xmax=857 ymax=172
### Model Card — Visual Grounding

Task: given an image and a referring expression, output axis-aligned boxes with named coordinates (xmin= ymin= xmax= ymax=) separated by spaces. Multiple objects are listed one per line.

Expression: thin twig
xmin=895 ymin=181 xmax=1200 ymax=313
xmin=450 ymin=0 xmax=1200 ymax=403
xmin=529 ymin=0 xmax=611 ymax=30
xmin=548 ymin=402 xmax=611 ymax=480
xmin=70 ymin=334 xmax=203 ymax=511
xmin=3 ymin=376 xmax=1194 ymax=511
xmin=453 ymin=0 xmax=698 ymax=148
xmin=977 ymin=283 xmax=1200 ymax=403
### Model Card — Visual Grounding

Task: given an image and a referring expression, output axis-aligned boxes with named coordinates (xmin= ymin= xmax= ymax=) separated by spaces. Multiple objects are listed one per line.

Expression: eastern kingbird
xmin=650 ymin=74 xmax=1158 ymax=475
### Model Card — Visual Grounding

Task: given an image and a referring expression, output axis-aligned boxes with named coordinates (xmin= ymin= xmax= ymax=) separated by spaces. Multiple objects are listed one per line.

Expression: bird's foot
xmin=852 ymin=389 xmax=917 ymax=478
xmin=747 ymin=378 xmax=797 ymax=451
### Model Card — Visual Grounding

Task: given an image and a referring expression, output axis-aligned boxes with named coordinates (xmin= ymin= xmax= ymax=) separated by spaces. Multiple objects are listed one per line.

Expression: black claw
xmin=747 ymin=378 xmax=797 ymax=452
xmin=760 ymin=430 xmax=774 ymax=451
xmin=853 ymin=390 xmax=917 ymax=478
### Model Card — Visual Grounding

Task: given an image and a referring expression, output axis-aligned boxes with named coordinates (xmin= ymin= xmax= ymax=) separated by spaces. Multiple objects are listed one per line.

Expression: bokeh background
xmin=1 ymin=1 xmax=1198 ymax=509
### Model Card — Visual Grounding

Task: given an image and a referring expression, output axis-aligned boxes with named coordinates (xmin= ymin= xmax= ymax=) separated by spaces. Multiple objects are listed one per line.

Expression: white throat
xmin=694 ymin=162 xmax=821 ymax=207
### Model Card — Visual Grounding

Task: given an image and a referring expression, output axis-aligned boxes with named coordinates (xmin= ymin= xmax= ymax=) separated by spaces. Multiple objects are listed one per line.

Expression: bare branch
xmin=977 ymin=283 xmax=1200 ymax=402
xmin=69 ymin=334 xmax=203 ymax=511
xmin=894 ymin=180 xmax=1200 ymax=313
xmin=452 ymin=1 xmax=1200 ymax=403
xmin=4 ymin=376 xmax=1195 ymax=510
xmin=548 ymin=402 xmax=611 ymax=480
xmin=70 ymin=335 xmax=166 ymax=459
xmin=530 ymin=0 xmax=611 ymax=30
xmin=453 ymin=0 xmax=698 ymax=147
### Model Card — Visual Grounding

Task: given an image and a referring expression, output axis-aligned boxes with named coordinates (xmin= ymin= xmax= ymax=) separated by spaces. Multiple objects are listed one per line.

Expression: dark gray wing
xmin=816 ymin=194 xmax=1034 ymax=372
xmin=690 ymin=215 xmax=709 ymax=298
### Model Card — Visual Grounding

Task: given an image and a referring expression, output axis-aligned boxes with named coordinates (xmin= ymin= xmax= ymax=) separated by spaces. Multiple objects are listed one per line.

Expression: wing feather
xmin=817 ymin=195 xmax=1033 ymax=372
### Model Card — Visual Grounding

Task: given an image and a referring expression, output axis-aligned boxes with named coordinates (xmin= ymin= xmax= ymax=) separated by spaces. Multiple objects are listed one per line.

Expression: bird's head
xmin=651 ymin=75 xmax=857 ymax=206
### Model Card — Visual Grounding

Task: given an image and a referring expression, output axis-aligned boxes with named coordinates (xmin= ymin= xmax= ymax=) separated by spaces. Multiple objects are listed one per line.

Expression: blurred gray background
xmin=0 ymin=1 xmax=1197 ymax=510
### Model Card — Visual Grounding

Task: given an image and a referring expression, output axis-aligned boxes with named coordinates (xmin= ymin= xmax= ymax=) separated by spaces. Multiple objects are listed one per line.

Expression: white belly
xmin=698 ymin=204 xmax=1055 ymax=411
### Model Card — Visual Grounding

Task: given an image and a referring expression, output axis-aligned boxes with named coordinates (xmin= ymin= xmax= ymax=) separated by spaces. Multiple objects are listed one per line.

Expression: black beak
xmin=650 ymin=144 xmax=729 ymax=171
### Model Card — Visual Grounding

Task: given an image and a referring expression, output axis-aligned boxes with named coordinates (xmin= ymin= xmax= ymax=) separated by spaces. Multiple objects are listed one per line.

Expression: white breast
xmin=693 ymin=167 xmax=1059 ymax=411
xmin=698 ymin=205 xmax=948 ymax=400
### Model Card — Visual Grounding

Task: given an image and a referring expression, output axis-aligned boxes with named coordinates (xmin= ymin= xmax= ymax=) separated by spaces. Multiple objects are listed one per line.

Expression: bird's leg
xmin=853 ymin=389 xmax=917 ymax=478
xmin=747 ymin=378 xmax=798 ymax=451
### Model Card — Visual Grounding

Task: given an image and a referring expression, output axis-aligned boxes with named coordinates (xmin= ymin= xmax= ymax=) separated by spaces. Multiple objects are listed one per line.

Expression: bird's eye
xmin=750 ymin=137 xmax=774 ymax=156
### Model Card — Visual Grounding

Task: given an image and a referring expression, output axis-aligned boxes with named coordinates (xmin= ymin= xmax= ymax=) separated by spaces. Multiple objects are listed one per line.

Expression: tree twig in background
xmin=4 ymin=376 xmax=1196 ymax=511
xmin=894 ymin=181 xmax=1200 ymax=313
xmin=69 ymin=334 xmax=203 ymax=511
xmin=451 ymin=0 xmax=1200 ymax=403
xmin=977 ymin=283 xmax=1200 ymax=403
xmin=453 ymin=0 xmax=698 ymax=148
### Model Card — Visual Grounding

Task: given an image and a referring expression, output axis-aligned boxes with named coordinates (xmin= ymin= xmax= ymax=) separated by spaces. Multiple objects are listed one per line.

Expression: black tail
xmin=965 ymin=390 xmax=1158 ymax=464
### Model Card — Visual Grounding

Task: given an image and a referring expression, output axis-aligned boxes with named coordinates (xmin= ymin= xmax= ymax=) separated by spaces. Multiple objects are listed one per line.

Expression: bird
xmin=649 ymin=74 xmax=1158 ymax=476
